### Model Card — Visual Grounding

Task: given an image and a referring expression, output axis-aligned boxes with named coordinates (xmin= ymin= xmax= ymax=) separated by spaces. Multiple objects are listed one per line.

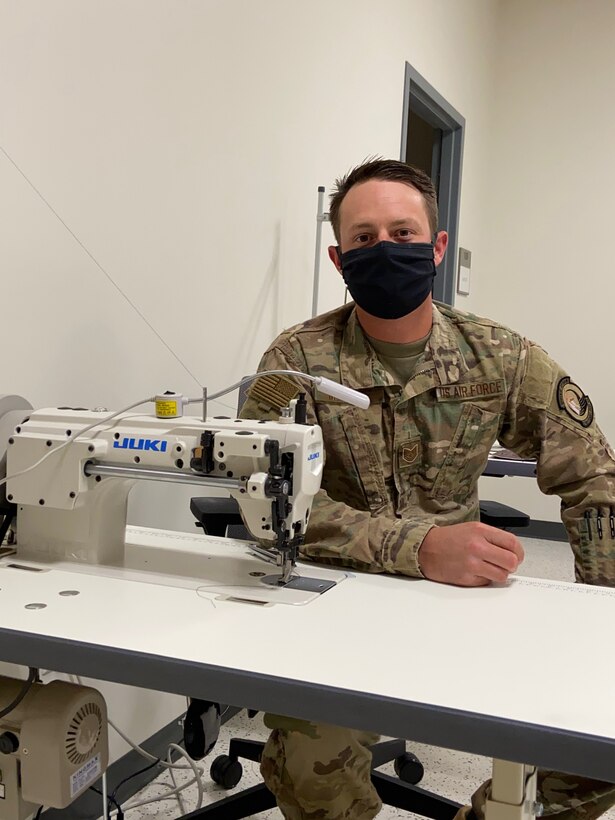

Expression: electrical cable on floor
xmin=107 ymin=743 xmax=203 ymax=815
xmin=110 ymin=760 xmax=159 ymax=806
xmin=167 ymin=742 xmax=204 ymax=813
xmin=90 ymin=786 xmax=122 ymax=819
xmin=167 ymin=743 xmax=187 ymax=815
xmin=107 ymin=768 xmax=202 ymax=817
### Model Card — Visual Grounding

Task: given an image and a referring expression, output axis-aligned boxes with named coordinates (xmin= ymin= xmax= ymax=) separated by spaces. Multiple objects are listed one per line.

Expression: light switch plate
xmin=457 ymin=247 xmax=471 ymax=296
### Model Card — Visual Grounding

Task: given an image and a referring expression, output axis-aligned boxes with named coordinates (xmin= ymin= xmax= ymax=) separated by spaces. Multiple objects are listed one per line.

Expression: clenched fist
xmin=418 ymin=522 xmax=525 ymax=586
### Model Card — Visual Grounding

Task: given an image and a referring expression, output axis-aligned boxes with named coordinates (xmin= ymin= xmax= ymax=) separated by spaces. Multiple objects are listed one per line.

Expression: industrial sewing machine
xmin=3 ymin=392 xmax=330 ymax=587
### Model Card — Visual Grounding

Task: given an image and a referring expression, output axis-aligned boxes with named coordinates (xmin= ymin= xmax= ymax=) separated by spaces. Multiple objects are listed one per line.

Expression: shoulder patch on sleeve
xmin=247 ymin=374 xmax=300 ymax=410
xmin=556 ymin=377 xmax=594 ymax=428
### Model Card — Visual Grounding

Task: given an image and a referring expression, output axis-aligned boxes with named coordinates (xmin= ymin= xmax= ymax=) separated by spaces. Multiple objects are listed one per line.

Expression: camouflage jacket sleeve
xmin=498 ymin=340 xmax=615 ymax=585
xmin=239 ymin=343 xmax=434 ymax=578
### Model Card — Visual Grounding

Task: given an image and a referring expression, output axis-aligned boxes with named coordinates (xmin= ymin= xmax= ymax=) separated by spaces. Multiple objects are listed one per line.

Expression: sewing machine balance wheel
xmin=0 ymin=394 xmax=33 ymax=470
xmin=0 ymin=395 xmax=33 ymax=544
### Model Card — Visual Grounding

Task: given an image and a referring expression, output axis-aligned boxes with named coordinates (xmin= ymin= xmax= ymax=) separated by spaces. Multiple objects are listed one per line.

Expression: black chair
xmin=479 ymin=500 xmax=530 ymax=531
xmin=186 ymin=497 xmax=463 ymax=820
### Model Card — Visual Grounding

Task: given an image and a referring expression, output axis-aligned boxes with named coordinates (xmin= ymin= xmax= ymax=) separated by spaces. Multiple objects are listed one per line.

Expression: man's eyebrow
xmin=347 ymin=221 xmax=376 ymax=232
xmin=347 ymin=218 xmax=422 ymax=232
xmin=389 ymin=218 xmax=422 ymax=229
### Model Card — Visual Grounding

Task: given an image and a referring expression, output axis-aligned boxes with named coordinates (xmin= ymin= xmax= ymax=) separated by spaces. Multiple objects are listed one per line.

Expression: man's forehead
xmin=339 ymin=179 xmax=429 ymax=229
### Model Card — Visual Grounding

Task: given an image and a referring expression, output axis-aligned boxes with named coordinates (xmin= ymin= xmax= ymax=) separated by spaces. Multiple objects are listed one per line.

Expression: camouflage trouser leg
xmin=260 ymin=716 xmax=382 ymax=819
xmin=456 ymin=770 xmax=615 ymax=820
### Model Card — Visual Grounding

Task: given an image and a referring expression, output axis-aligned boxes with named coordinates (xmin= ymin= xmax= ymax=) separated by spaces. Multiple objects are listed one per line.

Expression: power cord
xmin=111 ymin=744 xmax=203 ymax=816
xmin=110 ymin=760 xmax=158 ymax=806
xmin=105 ymin=714 xmax=200 ymax=771
xmin=90 ymin=786 xmax=123 ymax=820
xmin=0 ymin=667 xmax=38 ymax=719
xmin=100 ymin=749 xmax=203 ymax=819
xmin=164 ymin=743 xmax=204 ymax=814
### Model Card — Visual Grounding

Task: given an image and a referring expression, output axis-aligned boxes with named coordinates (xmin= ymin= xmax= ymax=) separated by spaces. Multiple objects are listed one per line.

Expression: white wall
xmin=467 ymin=0 xmax=615 ymax=522
xmin=0 ymin=0 xmax=502 ymax=529
xmin=0 ymin=0 xmax=502 ymax=764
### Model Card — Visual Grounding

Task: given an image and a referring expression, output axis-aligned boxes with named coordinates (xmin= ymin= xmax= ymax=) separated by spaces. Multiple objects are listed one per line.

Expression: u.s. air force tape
xmin=247 ymin=374 xmax=300 ymax=410
xmin=435 ymin=379 xmax=505 ymax=400
xmin=556 ymin=377 xmax=594 ymax=427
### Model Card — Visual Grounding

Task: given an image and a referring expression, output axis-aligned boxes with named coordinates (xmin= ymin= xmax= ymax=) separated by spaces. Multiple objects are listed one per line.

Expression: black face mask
xmin=339 ymin=241 xmax=436 ymax=320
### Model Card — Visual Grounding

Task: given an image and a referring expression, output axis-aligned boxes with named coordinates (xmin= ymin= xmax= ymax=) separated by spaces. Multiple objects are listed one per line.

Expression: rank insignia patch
xmin=557 ymin=377 xmax=594 ymax=427
xmin=402 ymin=443 xmax=419 ymax=464
xmin=396 ymin=438 xmax=421 ymax=472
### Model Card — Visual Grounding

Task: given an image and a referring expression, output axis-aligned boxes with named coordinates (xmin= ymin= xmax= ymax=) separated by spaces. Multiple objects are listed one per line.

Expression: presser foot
xmin=242 ymin=545 xmax=339 ymax=598
xmin=260 ymin=574 xmax=337 ymax=593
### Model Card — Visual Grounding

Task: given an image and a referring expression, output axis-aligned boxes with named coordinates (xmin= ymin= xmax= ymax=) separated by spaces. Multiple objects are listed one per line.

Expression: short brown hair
xmin=328 ymin=158 xmax=439 ymax=243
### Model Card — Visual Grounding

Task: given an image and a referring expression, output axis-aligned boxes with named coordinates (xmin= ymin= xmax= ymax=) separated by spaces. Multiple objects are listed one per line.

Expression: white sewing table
xmin=0 ymin=526 xmax=613 ymax=783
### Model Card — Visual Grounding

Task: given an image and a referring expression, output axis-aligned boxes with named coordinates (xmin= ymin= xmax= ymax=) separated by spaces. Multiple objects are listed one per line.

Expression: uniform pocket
xmin=318 ymin=407 xmax=388 ymax=511
xmin=317 ymin=412 xmax=370 ymax=509
xmin=431 ymin=404 xmax=501 ymax=501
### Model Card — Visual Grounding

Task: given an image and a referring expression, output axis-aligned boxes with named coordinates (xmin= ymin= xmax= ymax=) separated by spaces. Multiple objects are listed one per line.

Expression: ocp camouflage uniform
xmin=240 ymin=301 xmax=615 ymax=820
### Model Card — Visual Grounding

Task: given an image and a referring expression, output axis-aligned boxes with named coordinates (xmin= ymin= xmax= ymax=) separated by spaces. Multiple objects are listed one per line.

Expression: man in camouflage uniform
xmin=240 ymin=159 xmax=615 ymax=819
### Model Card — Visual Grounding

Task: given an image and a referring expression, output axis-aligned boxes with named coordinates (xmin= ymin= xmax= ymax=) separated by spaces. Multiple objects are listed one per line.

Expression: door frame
xmin=401 ymin=62 xmax=465 ymax=305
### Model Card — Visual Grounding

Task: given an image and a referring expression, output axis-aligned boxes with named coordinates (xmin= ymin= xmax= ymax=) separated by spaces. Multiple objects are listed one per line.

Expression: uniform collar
xmin=424 ymin=303 xmax=469 ymax=387
xmin=339 ymin=303 xmax=468 ymax=393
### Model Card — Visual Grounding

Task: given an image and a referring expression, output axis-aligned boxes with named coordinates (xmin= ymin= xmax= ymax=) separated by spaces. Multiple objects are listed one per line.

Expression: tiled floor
xmin=106 ymin=538 xmax=614 ymax=819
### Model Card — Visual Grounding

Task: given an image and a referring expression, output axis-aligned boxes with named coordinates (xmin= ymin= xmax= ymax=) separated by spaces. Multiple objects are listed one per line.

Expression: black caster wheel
xmin=394 ymin=752 xmax=424 ymax=785
xmin=210 ymin=754 xmax=243 ymax=789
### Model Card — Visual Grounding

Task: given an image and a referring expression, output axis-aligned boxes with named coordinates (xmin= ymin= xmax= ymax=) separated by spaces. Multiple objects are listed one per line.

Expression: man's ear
xmin=434 ymin=231 xmax=448 ymax=267
xmin=328 ymin=245 xmax=342 ymax=273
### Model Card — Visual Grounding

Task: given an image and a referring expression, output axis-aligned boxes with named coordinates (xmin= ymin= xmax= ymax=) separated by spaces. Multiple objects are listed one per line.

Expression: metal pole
xmin=312 ymin=186 xmax=328 ymax=318
xmin=84 ymin=462 xmax=241 ymax=490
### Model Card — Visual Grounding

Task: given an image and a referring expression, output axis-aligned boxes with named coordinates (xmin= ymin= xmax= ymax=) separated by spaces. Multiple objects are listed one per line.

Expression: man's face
xmin=329 ymin=178 xmax=447 ymax=268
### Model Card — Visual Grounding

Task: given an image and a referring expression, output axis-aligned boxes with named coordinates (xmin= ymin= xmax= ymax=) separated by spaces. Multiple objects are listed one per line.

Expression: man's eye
xmin=354 ymin=233 xmax=371 ymax=244
xmin=396 ymin=229 xmax=414 ymax=240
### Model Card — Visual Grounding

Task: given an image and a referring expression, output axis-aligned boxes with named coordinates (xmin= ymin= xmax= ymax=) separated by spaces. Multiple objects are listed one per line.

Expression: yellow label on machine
xmin=155 ymin=400 xmax=180 ymax=418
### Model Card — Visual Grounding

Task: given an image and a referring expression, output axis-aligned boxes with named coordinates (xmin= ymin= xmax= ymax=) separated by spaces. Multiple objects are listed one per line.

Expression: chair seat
xmin=191 ymin=497 xmax=242 ymax=537
xmin=479 ymin=500 xmax=530 ymax=529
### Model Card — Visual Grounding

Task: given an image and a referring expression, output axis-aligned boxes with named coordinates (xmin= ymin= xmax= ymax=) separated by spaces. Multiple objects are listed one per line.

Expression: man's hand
xmin=418 ymin=522 xmax=524 ymax=587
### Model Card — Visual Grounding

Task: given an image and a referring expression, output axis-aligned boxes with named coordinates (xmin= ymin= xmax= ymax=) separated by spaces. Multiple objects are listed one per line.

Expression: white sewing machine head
xmin=4 ymin=403 xmax=324 ymax=582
